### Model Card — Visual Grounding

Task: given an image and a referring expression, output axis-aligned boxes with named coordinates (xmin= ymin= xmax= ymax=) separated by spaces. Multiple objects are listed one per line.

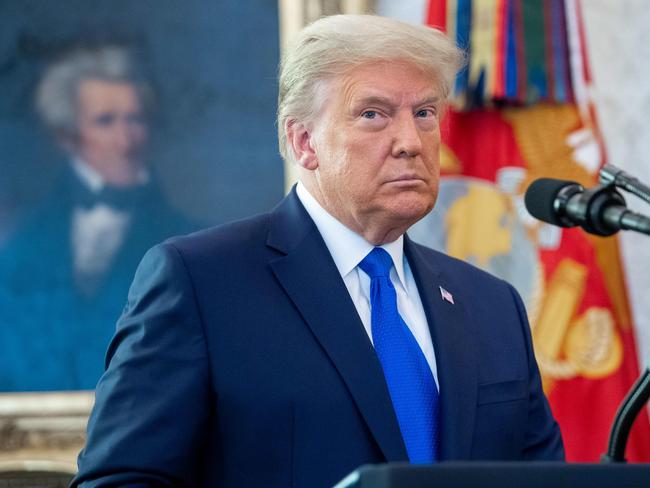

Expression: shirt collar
xmin=71 ymin=158 xmax=150 ymax=193
xmin=295 ymin=181 xmax=407 ymax=288
xmin=72 ymin=158 xmax=105 ymax=192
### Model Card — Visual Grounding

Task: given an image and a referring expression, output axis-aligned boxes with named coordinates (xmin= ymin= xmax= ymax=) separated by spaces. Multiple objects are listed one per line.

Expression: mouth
xmin=385 ymin=175 xmax=426 ymax=185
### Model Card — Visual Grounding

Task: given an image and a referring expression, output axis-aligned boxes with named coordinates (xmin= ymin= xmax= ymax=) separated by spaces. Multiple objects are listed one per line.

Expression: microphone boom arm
xmin=602 ymin=368 xmax=650 ymax=463
xmin=600 ymin=165 xmax=650 ymax=205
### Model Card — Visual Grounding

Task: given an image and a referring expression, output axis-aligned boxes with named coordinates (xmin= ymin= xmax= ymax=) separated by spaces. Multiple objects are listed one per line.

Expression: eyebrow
xmin=353 ymin=95 xmax=394 ymax=108
xmin=415 ymin=96 xmax=441 ymax=107
xmin=352 ymin=94 xmax=440 ymax=110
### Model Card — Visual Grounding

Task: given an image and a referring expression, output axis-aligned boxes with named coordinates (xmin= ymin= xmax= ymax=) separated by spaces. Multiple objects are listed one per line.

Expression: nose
xmin=113 ymin=122 xmax=133 ymax=152
xmin=114 ymin=119 xmax=145 ymax=153
xmin=391 ymin=113 xmax=422 ymax=158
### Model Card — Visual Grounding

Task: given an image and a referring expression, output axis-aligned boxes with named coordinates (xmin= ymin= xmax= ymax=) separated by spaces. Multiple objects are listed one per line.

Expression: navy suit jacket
xmin=74 ymin=189 xmax=563 ymax=487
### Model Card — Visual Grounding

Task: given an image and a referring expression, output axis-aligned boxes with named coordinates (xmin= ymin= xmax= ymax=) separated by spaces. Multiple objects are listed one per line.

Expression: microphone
xmin=524 ymin=178 xmax=650 ymax=236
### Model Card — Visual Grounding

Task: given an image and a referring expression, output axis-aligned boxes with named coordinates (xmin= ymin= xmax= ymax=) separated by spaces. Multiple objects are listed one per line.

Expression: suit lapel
xmin=267 ymin=190 xmax=408 ymax=462
xmin=405 ymin=237 xmax=478 ymax=460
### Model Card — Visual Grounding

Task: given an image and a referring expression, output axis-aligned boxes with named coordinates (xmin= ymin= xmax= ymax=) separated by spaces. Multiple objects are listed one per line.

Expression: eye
xmin=94 ymin=113 xmax=116 ymax=127
xmin=416 ymin=108 xmax=436 ymax=118
xmin=361 ymin=110 xmax=378 ymax=119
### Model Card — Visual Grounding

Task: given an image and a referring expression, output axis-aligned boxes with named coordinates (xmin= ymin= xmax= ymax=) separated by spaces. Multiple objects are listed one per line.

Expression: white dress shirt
xmin=296 ymin=182 xmax=439 ymax=387
xmin=69 ymin=160 xmax=148 ymax=292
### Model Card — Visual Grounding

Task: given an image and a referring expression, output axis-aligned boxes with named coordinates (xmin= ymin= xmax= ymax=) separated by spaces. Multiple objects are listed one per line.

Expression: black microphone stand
xmin=596 ymin=165 xmax=650 ymax=462
xmin=600 ymin=165 xmax=650 ymax=205
xmin=601 ymin=368 xmax=650 ymax=463
xmin=565 ymin=183 xmax=650 ymax=236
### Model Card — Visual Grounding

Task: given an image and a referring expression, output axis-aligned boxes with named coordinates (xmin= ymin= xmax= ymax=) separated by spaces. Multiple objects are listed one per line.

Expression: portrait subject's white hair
xmin=277 ymin=14 xmax=464 ymax=164
xmin=35 ymin=45 xmax=154 ymax=139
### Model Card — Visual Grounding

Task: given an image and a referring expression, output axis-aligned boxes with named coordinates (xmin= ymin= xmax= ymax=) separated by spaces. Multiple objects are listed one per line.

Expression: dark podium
xmin=334 ymin=462 xmax=650 ymax=488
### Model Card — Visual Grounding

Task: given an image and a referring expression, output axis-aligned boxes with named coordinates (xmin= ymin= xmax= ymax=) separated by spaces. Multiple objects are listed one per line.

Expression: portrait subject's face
xmin=307 ymin=61 xmax=443 ymax=244
xmin=75 ymin=79 xmax=148 ymax=186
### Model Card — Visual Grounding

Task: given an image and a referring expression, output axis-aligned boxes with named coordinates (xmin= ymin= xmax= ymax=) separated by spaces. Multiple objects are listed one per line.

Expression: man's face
xmin=306 ymin=61 xmax=443 ymax=244
xmin=74 ymin=79 xmax=148 ymax=186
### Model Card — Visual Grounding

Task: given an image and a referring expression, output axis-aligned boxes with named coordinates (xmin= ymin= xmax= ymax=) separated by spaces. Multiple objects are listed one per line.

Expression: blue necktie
xmin=359 ymin=247 xmax=439 ymax=463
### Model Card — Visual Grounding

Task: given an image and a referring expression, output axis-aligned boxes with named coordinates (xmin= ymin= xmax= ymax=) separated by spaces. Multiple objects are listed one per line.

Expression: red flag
xmin=436 ymin=106 xmax=650 ymax=462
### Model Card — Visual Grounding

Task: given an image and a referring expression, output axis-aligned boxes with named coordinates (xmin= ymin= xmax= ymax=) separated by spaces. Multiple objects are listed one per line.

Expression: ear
xmin=286 ymin=120 xmax=318 ymax=170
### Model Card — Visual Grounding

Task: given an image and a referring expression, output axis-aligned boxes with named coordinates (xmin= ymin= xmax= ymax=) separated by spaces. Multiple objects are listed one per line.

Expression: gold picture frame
xmin=0 ymin=391 xmax=93 ymax=469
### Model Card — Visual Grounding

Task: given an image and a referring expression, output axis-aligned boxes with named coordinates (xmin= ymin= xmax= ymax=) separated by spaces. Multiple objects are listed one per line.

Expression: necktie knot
xmin=359 ymin=247 xmax=394 ymax=278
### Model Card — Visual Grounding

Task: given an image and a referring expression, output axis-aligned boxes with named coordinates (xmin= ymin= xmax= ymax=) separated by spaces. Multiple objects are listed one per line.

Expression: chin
xmin=397 ymin=190 xmax=436 ymax=212
xmin=387 ymin=196 xmax=435 ymax=224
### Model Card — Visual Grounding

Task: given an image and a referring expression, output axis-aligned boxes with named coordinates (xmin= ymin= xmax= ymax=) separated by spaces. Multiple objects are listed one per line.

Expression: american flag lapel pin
xmin=439 ymin=286 xmax=454 ymax=304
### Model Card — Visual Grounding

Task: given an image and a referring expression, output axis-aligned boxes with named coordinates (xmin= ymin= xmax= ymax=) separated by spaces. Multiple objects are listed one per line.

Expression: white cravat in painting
xmin=70 ymin=159 xmax=134 ymax=294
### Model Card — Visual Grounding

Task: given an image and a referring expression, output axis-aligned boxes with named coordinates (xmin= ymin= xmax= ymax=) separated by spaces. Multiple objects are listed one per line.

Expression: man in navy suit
xmin=74 ymin=14 xmax=563 ymax=488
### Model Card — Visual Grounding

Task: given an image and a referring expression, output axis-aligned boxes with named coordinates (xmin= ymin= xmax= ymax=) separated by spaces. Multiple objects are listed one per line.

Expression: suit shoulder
xmin=160 ymin=212 xmax=271 ymax=262
xmin=412 ymin=241 xmax=510 ymax=289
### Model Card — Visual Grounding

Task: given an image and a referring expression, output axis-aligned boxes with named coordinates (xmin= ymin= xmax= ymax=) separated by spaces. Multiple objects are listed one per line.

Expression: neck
xmin=299 ymin=177 xmax=408 ymax=246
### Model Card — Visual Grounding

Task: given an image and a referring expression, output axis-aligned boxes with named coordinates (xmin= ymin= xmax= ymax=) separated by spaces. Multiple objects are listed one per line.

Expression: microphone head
xmin=524 ymin=178 xmax=582 ymax=227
